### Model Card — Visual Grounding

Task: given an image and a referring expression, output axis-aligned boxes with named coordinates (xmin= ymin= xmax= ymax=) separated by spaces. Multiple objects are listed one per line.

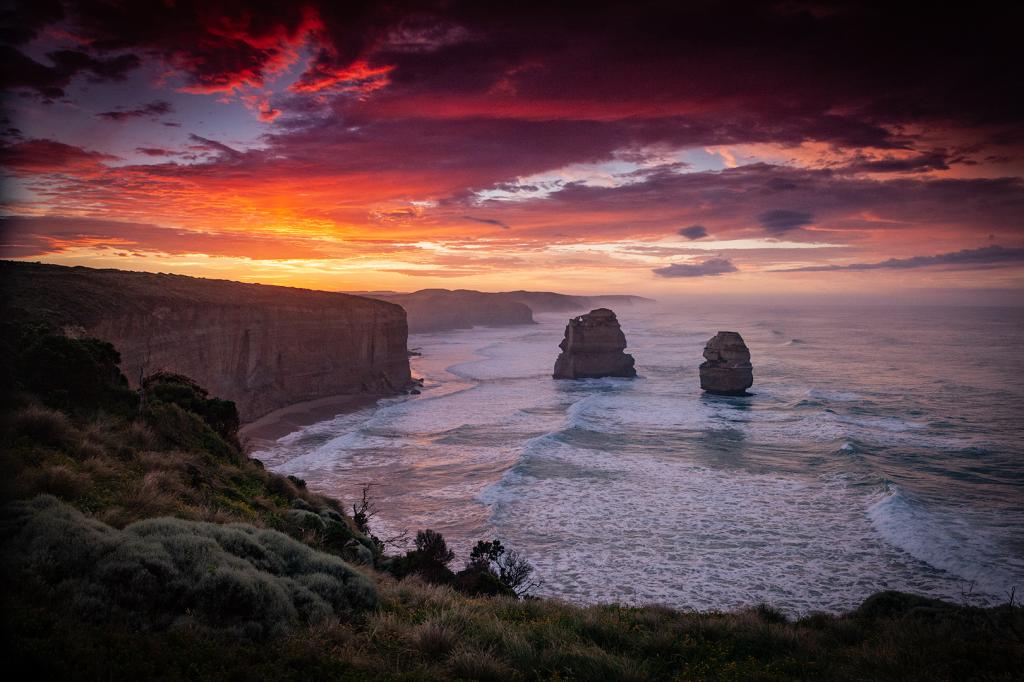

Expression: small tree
xmin=496 ymin=549 xmax=538 ymax=596
xmin=391 ymin=529 xmax=455 ymax=584
xmin=463 ymin=538 xmax=538 ymax=597
xmin=468 ymin=539 xmax=505 ymax=570
xmin=416 ymin=529 xmax=455 ymax=565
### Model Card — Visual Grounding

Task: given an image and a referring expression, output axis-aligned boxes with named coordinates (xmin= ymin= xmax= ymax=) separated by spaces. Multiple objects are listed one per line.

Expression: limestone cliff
xmin=1 ymin=261 xmax=411 ymax=420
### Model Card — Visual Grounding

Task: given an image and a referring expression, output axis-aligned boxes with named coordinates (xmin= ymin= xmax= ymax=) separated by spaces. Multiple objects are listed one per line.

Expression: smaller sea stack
xmin=699 ymin=331 xmax=753 ymax=395
xmin=553 ymin=308 xmax=637 ymax=379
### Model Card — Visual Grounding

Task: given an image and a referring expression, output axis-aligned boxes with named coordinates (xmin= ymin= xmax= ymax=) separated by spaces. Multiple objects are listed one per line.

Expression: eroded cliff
xmin=1 ymin=261 xmax=411 ymax=420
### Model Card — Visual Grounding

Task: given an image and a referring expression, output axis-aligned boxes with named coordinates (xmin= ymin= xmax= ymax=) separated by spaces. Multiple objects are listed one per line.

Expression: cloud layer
xmin=1 ymin=1 xmax=1022 ymax=292
xmin=653 ymin=258 xmax=738 ymax=278
xmin=779 ymin=245 xmax=1024 ymax=272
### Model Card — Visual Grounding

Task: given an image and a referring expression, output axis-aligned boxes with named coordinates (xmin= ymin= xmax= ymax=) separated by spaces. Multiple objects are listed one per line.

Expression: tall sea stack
xmin=552 ymin=308 xmax=637 ymax=379
xmin=699 ymin=331 xmax=753 ymax=395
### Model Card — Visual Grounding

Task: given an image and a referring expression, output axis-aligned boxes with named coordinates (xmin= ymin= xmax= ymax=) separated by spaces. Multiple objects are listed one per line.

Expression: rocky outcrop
xmin=552 ymin=308 xmax=637 ymax=379
xmin=699 ymin=331 xmax=753 ymax=395
xmin=1 ymin=261 xmax=411 ymax=420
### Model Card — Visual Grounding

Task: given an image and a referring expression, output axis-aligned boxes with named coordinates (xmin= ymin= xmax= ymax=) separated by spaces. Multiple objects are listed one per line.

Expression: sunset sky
xmin=2 ymin=1 xmax=1022 ymax=297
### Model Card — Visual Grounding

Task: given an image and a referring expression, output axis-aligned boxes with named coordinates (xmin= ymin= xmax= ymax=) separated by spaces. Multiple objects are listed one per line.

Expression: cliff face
xmin=1 ymin=261 xmax=411 ymax=420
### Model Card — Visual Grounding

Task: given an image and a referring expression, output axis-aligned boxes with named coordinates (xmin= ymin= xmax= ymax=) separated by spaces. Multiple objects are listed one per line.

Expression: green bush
xmin=142 ymin=372 xmax=240 ymax=446
xmin=1 ymin=495 xmax=377 ymax=639
xmin=142 ymin=400 xmax=238 ymax=460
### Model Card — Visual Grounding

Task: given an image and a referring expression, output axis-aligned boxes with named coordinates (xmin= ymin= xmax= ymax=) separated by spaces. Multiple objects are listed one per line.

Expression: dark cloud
xmin=678 ymin=225 xmax=708 ymax=240
xmin=758 ymin=209 xmax=814 ymax=234
xmin=0 ymin=138 xmax=116 ymax=174
xmin=98 ymin=101 xmax=173 ymax=122
xmin=839 ymin=150 xmax=952 ymax=174
xmin=0 ymin=215 xmax=333 ymax=260
xmin=652 ymin=258 xmax=738 ymax=278
xmin=8 ymin=2 xmax=1021 ymax=135
xmin=0 ymin=0 xmax=64 ymax=46
xmin=135 ymin=147 xmax=174 ymax=157
xmin=462 ymin=215 xmax=510 ymax=229
xmin=779 ymin=245 xmax=1024 ymax=272
xmin=0 ymin=46 xmax=139 ymax=99
xmin=187 ymin=134 xmax=242 ymax=158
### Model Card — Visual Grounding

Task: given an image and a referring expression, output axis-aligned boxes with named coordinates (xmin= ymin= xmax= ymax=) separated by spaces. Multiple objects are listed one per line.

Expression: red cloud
xmin=291 ymin=59 xmax=394 ymax=94
xmin=0 ymin=139 xmax=117 ymax=175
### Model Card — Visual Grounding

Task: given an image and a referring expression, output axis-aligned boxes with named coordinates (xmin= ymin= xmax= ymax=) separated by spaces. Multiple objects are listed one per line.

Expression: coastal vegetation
xmin=1 ymin=327 xmax=1021 ymax=680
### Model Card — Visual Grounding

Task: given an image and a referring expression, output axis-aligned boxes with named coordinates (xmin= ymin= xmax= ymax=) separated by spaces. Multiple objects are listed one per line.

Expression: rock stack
xmin=699 ymin=331 xmax=753 ymax=395
xmin=553 ymin=308 xmax=637 ymax=379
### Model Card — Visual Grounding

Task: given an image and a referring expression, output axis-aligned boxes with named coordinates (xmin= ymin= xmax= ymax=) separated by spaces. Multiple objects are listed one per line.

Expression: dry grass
xmin=6 ymin=405 xmax=77 ymax=449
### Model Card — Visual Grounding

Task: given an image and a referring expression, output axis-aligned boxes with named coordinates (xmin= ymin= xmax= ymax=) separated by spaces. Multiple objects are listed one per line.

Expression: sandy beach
xmin=239 ymin=393 xmax=382 ymax=449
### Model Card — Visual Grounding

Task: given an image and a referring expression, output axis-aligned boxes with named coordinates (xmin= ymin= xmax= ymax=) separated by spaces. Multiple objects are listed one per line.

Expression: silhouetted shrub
xmin=143 ymin=372 xmax=240 ymax=446
xmin=1 ymin=496 xmax=377 ymax=639
xmin=142 ymin=401 xmax=238 ymax=460
xmin=854 ymin=590 xmax=954 ymax=620
xmin=13 ymin=331 xmax=138 ymax=417
xmin=458 ymin=538 xmax=536 ymax=597
xmin=453 ymin=566 xmax=516 ymax=597
xmin=753 ymin=603 xmax=789 ymax=624
xmin=390 ymin=529 xmax=456 ymax=584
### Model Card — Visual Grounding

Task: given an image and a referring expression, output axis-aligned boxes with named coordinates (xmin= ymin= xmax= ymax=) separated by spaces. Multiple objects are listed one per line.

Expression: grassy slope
xmin=0 ymin=260 xmax=404 ymax=331
xmin=1 ymin=335 xmax=1021 ymax=680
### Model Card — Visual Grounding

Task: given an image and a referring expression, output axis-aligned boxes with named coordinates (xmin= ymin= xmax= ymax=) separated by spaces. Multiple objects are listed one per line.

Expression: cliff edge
xmin=0 ymin=261 xmax=411 ymax=420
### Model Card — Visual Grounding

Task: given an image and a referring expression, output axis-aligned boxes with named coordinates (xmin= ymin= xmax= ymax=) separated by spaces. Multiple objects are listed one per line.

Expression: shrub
xmin=412 ymin=618 xmax=460 ymax=659
xmin=142 ymin=372 xmax=240 ymax=446
xmin=447 ymin=646 xmax=512 ymax=681
xmin=142 ymin=401 xmax=238 ymax=460
xmin=22 ymin=464 xmax=90 ymax=501
xmin=417 ymin=529 xmax=455 ymax=565
xmin=4 ymin=404 xmax=77 ymax=449
xmin=1 ymin=495 xmax=377 ymax=639
xmin=460 ymin=538 xmax=536 ymax=597
xmin=453 ymin=568 xmax=516 ymax=598
xmin=391 ymin=529 xmax=456 ymax=584
xmin=14 ymin=331 xmax=138 ymax=417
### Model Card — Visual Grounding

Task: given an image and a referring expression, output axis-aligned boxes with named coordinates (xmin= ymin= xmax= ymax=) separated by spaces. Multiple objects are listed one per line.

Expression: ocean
xmin=252 ymin=304 xmax=1024 ymax=615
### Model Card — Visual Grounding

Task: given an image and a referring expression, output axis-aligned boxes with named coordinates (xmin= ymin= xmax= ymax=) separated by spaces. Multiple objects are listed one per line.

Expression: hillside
xmin=366 ymin=289 xmax=536 ymax=333
xmin=502 ymin=291 xmax=655 ymax=313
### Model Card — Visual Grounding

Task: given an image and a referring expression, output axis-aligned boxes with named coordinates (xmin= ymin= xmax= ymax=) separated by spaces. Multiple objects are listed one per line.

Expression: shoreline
xmin=239 ymin=393 xmax=384 ymax=449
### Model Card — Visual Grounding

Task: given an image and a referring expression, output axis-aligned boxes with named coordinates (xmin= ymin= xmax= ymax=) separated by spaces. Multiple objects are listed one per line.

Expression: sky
xmin=1 ymin=1 xmax=1023 ymax=298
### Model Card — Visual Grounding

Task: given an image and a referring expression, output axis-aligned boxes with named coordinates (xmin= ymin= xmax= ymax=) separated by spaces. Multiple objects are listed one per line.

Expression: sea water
xmin=252 ymin=304 xmax=1024 ymax=614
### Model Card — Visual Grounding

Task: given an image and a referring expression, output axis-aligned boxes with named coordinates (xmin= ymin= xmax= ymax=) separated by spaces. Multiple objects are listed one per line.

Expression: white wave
xmin=867 ymin=486 xmax=1023 ymax=601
